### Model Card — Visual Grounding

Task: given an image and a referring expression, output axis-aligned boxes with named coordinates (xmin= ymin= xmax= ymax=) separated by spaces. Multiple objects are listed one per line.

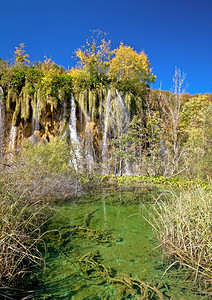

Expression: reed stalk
xmin=145 ymin=188 xmax=212 ymax=285
xmin=0 ymin=179 xmax=49 ymax=288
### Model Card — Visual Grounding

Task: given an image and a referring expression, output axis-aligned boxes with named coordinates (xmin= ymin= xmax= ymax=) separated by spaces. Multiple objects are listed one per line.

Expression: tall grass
xmin=0 ymin=179 xmax=49 ymax=289
xmin=145 ymin=188 xmax=212 ymax=285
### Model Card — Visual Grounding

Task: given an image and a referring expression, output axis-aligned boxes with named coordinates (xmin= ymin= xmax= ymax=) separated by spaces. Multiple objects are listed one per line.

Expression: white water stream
xmin=8 ymin=125 xmax=18 ymax=160
xmin=102 ymin=89 xmax=111 ymax=165
xmin=69 ymin=95 xmax=81 ymax=170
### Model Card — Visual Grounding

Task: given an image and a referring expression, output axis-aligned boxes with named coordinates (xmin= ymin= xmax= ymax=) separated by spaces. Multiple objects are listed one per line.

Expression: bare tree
xmin=160 ymin=68 xmax=188 ymax=176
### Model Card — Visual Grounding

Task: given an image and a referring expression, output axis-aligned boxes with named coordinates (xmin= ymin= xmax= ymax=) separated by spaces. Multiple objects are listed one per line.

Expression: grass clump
xmin=146 ymin=188 xmax=212 ymax=287
xmin=0 ymin=179 xmax=49 ymax=291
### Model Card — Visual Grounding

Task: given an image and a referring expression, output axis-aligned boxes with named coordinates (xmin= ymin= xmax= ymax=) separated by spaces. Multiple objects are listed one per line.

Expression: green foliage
xmin=9 ymin=68 xmax=25 ymax=90
xmin=22 ymin=137 xmax=71 ymax=175
xmin=25 ymin=65 xmax=43 ymax=94
xmin=100 ymin=174 xmax=210 ymax=189
xmin=8 ymin=137 xmax=80 ymax=200
xmin=56 ymin=73 xmax=72 ymax=94
xmin=179 ymin=95 xmax=212 ymax=179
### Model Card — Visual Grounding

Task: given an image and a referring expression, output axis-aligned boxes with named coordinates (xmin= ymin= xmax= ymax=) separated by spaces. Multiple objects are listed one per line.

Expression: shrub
xmin=9 ymin=137 xmax=80 ymax=200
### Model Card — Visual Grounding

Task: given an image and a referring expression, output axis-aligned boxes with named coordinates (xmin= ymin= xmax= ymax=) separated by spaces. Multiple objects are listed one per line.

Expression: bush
xmin=9 ymin=137 xmax=80 ymax=200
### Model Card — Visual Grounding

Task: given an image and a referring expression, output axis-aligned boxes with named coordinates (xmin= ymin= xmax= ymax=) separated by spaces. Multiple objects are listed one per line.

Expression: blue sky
xmin=0 ymin=0 xmax=211 ymax=94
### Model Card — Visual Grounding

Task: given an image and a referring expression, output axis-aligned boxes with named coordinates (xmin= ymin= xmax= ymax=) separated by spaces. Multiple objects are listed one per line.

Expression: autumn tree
xmin=108 ymin=43 xmax=155 ymax=95
xmin=180 ymin=94 xmax=212 ymax=178
xmin=74 ymin=30 xmax=112 ymax=87
xmin=14 ymin=43 xmax=31 ymax=65
xmin=108 ymin=42 xmax=156 ymax=148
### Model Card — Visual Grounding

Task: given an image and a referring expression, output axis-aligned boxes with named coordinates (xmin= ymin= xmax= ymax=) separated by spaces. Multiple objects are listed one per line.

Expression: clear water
xmin=32 ymin=187 xmax=206 ymax=299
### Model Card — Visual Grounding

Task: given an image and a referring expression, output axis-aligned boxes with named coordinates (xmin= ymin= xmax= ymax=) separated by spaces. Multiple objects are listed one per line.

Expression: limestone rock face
xmin=26 ymin=130 xmax=47 ymax=145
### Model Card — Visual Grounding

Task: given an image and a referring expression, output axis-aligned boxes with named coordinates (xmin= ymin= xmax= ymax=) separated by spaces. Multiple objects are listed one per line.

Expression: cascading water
xmin=69 ymin=94 xmax=79 ymax=143
xmin=8 ymin=126 xmax=18 ymax=160
xmin=32 ymin=98 xmax=40 ymax=133
xmin=69 ymin=94 xmax=80 ymax=170
xmin=102 ymin=89 xmax=111 ymax=167
xmin=84 ymin=123 xmax=94 ymax=171
xmin=116 ymin=89 xmax=130 ymax=126
xmin=115 ymin=90 xmax=131 ymax=175
xmin=35 ymin=98 xmax=40 ymax=131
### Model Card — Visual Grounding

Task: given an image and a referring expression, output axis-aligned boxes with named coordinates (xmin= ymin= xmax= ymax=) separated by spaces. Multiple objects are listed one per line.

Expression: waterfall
xmin=84 ymin=121 xmax=94 ymax=171
xmin=102 ymin=89 xmax=111 ymax=165
xmin=8 ymin=126 xmax=18 ymax=159
xmin=116 ymin=89 xmax=130 ymax=127
xmin=32 ymin=98 xmax=40 ymax=133
xmin=35 ymin=98 xmax=40 ymax=131
xmin=115 ymin=90 xmax=131 ymax=175
xmin=69 ymin=94 xmax=80 ymax=170
xmin=69 ymin=94 xmax=78 ymax=143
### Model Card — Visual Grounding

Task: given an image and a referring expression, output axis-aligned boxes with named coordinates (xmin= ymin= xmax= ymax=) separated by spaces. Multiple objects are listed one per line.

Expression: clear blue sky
xmin=0 ymin=0 xmax=211 ymax=94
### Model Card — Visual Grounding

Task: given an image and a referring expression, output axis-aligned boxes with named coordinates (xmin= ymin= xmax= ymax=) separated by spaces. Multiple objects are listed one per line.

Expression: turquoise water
xmin=32 ymin=188 xmax=206 ymax=299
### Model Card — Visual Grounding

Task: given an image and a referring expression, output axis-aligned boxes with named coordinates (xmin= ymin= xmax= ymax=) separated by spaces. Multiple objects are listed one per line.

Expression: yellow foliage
xmin=180 ymin=94 xmax=210 ymax=131
xmin=41 ymin=56 xmax=61 ymax=80
xmin=69 ymin=68 xmax=90 ymax=91
xmin=108 ymin=42 xmax=155 ymax=82
xmin=14 ymin=43 xmax=31 ymax=64
xmin=74 ymin=33 xmax=112 ymax=77
xmin=69 ymin=68 xmax=87 ymax=79
xmin=40 ymin=57 xmax=62 ymax=93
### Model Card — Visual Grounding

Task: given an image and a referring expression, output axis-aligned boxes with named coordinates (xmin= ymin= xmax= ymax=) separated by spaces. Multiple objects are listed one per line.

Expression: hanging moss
xmin=32 ymin=92 xmax=37 ymax=120
xmin=125 ymin=92 xmax=132 ymax=111
xmin=83 ymin=89 xmax=88 ymax=116
xmin=110 ymin=85 xmax=116 ymax=98
xmin=6 ymin=89 xmax=12 ymax=110
xmin=46 ymin=96 xmax=58 ymax=112
xmin=97 ymin=89 xmax=103 ymax=118
xmin=21 ymin=86 xmax=31 ymax=120
xmin=88 ymin=89 xmax=92 ymax=117
xmin=78 ymin=91 xmax=86 ymax=116
xmin=9 ymin=68 xmax=25 ymax=93
xmin=92 ymin=90 xmax=97 ymax=121
xmin=37 ymin=89 xmax=42 ymax=120
xmin=12 ymin=98 xmax=21 ymax=126
xmin=58 ymin=89 xmax=65 ymax=103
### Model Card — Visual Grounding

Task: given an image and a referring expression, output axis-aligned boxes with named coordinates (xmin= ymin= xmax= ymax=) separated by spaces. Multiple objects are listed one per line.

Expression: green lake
xmin=31 ymin=187 xmax=206 ymax=299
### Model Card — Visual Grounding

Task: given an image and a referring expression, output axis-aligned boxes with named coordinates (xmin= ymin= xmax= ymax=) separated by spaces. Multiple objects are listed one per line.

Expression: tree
xmin=74 ymin=30 xmax=112 ymax=86
xmin=180 ymin=94 xmax=212 ymax=179
xmin=14 ymin=43 xmax=31 ymax=64
xmin=158 ymin=68 xmax=187 ymax=176
xmin=108 ymin=42 xmax=155 ymax=94
xmin=108 ymin=42 xmax=156 ymax=138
